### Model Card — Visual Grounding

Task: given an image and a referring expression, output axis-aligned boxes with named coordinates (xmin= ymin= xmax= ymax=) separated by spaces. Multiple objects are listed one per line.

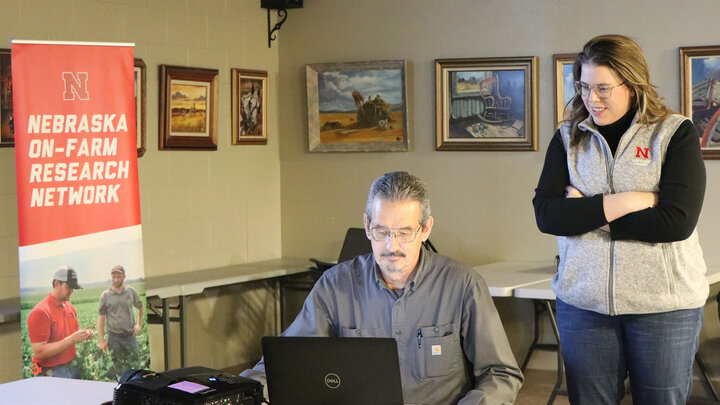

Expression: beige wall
xmin=278 ymin=0 xmax=720 ymax=266
xmin=0 ymin=0 xmax=719 ymax=386
xmin=277 ymin=0 xmax=720 ymax=375
xmin=0 ymin=0 xmax=282 ymax=382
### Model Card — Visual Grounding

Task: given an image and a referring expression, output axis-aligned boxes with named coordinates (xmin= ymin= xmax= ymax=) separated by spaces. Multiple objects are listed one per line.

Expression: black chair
xmin=309 ymin=228 xmax=372 ymax=272
xmin=280 ymin=228 xmax=369 ymax=330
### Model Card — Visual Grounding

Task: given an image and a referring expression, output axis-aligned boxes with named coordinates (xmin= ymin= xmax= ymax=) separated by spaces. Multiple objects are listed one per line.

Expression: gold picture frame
xmin=134 ymin=58 xmax=147 ymax=157
xmin=231 ymin=68 xmax=268 ymax=145
xmin=159 ymin=64 xmax=218 ymax=150
xmin=1 ymin=48 xmax=13 ymax=148
xmin=553 ymin=53 xmax=577 ymax=129
xmin=680 ymin=45 xmax=720 ymax=159
xmin=435 ymin=56 xmax=538 ymax=151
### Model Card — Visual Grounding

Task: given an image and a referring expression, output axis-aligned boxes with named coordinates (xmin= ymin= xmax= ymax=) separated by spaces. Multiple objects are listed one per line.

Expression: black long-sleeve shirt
xmin=533 ymin=113 xmax=706 ymax=243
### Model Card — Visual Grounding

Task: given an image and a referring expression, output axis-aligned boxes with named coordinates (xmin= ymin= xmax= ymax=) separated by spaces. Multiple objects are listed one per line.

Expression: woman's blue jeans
xmin=556 ymin=299 xmax=703 ymax=405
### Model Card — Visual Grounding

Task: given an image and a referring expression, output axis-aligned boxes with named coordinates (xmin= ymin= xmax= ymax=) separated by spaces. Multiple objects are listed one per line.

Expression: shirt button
xmin=395 ymin=330 xmax=401 ymax=336
xmin=434 ymin=327 xmax=439 ymax=333
xmin=355 ymin=330 xmax=361 ymax=336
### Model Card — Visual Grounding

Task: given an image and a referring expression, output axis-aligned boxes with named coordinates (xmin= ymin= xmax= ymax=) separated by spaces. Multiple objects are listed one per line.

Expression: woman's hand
xmin=565 ymin=185 xmax=584 ymax=198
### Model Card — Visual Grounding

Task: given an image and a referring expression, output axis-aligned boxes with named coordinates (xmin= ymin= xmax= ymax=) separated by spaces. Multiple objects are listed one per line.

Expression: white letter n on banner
xmin=62 ymin=72 xmax=90 ymax=100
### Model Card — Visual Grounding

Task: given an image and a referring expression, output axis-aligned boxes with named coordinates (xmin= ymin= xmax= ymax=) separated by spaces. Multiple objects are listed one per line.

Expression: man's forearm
xmin=137 ymin=307 xmax=143 ymax=328
xmin=31 ymin=337 xmax=73 ymax=360
xmin=98 ymin=315 xmax=106 ymax=343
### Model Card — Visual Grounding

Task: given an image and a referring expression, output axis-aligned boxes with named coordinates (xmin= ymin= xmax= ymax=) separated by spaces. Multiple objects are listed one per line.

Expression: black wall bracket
xmin=261 ymin=0 xmax=303 ymax=48
xmin=267 ymin=9 xmax=288 ymax=48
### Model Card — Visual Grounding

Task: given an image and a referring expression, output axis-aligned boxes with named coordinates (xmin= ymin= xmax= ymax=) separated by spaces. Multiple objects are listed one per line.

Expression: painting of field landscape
xmin=170 ymin=80 xmax=208 ymax=136
xmin=319 ymin=110 xmax=405 ymax=143
xmin=318 ymin=68 xmax=404 ymax=143
xmin=307 ymin=61 xmax=408 ymax=152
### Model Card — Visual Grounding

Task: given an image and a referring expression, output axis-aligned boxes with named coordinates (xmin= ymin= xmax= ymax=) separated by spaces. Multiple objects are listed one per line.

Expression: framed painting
xmin=134 ymin=58 xmax=147 ymax=157
xmin=231 ymin=68 xmax=268 ymax=145
xmin=306 ymin=60 xmax=408 ymax=152
xmin=680 ymin=45 xmax=720 ymax=159
xmin=435 ymin=56 xmax=538 ymax=151
xmin=158 ymin=65 xmax=218 ymax=150
xmin=1 ymin=48 xmax=13 ymax=148
xmin=553 ymin=53 xmax=577 ymax=129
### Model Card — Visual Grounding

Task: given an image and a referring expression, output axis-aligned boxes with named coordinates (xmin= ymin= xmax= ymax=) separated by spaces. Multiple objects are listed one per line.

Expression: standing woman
xmin=533 ymin=34 xmax=708 ymax=404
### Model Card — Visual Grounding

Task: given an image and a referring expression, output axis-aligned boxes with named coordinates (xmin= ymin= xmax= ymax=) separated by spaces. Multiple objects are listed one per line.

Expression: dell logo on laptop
xmin=324 ymin=373 xmax=341 ymax=389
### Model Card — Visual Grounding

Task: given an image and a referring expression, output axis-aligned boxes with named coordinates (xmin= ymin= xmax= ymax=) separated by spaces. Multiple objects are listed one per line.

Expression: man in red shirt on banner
xmin=27 ymin=266 xmax=94 ymax=378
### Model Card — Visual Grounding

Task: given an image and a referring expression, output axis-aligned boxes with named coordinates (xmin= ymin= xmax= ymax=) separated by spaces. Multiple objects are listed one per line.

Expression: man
xmin=242 ymin=171 xmax=522 ymax=404
xmin=27 ymin=265 xmax=94 ymax=378
xmin=97 ymin=265 xmax=143 ymax=357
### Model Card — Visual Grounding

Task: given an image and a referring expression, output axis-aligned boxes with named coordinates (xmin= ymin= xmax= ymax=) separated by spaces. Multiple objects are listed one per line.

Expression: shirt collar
xmin=578 ymin=109 xmax=639 ymax=135
xmin=109 ymin=285 xmax=128 ymax=293
xmin=408 ymin=248 xmax=428 ymax=291
xmin=47 ymin=292 xmax=63 ymax=307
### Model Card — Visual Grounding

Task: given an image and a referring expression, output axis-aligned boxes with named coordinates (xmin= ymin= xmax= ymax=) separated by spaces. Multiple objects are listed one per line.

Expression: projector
xmin=113 ymin=366 xmax=263 ymax=405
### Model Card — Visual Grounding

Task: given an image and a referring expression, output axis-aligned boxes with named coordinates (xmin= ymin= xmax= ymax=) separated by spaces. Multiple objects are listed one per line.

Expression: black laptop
xmin=261 ymin=336 xmax=405 ymax=405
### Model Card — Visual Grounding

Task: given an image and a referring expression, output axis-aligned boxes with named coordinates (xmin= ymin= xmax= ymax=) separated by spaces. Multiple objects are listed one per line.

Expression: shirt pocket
xmin=338 ymin=325 xmax=385 ymax=338
xmin=415 ymin=323 xmax=461 ymax=379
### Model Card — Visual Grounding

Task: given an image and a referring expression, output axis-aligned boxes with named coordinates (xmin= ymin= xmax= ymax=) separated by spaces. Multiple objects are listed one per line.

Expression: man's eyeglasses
xmin=574 ymin=81 xmax=625 ymax=99
xmin=368 ymin=226 xmax=422 ymax=243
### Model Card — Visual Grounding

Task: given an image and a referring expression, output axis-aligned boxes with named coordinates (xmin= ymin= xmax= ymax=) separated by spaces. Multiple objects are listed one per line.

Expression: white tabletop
xmin=472 ymin=261 xmax=557 ymax=297
xmin=145 ymin=257 xmax=314 ymax=298
xmin=0 ymin=377 xmax=116 ymax=405
xmin=514 ymin=265 xmax=720 ymax=300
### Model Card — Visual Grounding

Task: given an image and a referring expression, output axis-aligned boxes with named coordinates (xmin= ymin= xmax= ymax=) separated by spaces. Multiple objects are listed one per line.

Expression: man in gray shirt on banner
xmin=97 ymin=265 xmax=143 ymax=357
xmin=242 ymin=171 xmax=522 ymax=404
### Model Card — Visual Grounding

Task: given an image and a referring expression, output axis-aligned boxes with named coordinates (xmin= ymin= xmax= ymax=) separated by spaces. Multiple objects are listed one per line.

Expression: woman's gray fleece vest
xmin=554 ymin=114 xmax=708 ymax=315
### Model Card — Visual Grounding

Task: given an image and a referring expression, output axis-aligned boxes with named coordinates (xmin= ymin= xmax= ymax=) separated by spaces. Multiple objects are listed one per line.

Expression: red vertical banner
xmin=12 ymin=41 xmax=149 ymax=381
xmin=13 ymin=41 xmax=140 ymax=244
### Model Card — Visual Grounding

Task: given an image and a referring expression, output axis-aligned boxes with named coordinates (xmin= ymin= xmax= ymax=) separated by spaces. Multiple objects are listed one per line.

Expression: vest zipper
xmin=602 ymin=133 xmax=617 ymax=316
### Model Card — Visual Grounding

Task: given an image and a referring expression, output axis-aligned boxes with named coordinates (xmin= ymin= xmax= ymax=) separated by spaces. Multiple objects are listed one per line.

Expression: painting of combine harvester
xmin=306 ymin=60 xmax=408 ymax=152
xmin=680 ymin=45 xmax=720 ymax=159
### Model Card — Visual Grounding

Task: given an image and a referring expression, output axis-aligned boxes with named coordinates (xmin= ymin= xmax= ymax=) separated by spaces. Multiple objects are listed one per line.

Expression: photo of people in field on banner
xmin=11 ymin=40 xmax=149 ymax=381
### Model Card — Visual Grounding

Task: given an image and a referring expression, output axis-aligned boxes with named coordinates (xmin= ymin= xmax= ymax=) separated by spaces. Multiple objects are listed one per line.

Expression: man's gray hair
xmin=366 ymin=171 xmax=431 ymax=226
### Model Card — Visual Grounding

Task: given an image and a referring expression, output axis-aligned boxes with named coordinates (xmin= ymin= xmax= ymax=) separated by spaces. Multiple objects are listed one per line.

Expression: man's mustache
xmin=381 ymin=252 xmax=405 ymax=258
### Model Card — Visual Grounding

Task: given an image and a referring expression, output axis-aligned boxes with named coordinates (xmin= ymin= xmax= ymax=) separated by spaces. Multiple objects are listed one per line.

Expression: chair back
xmin=337 ymin=228 xmax=372 ymax=262
xmin=339 ymin=227 xmax=439 ymax=260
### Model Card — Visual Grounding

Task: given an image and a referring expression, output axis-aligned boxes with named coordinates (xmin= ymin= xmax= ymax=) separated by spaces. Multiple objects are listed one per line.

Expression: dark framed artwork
xmin=134 ymin=58 xmax=147 ymax=157
xmin=231 ymin=68 xmax=268 ymax=145
xmin=553 ymin=53 xmax=577 ymax=129
xmin=1 ymin=48 xmax=13 ymax=148
xmin=306 ymin=60 xmax=409 ymax=152
xmin=435 ymin=56 xmax=538 ymax=151
xmin=680 ymin=45 xmax=720 ymax=159
xmin=159 ymin=64 xmax=218 ymax=150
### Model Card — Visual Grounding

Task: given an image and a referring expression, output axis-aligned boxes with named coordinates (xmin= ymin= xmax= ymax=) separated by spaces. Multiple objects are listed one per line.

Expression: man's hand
xmin=69 ymin=328 xmax=94 ymax=344
xmin=99 ymin=340 xmax=108 ymax=352
xmin=133 ymin=324 xmax=141 ymax=336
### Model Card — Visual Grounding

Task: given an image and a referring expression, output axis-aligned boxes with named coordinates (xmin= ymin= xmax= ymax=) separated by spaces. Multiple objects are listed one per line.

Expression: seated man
xmin=242 ymin=171 xmax=522 ymax=404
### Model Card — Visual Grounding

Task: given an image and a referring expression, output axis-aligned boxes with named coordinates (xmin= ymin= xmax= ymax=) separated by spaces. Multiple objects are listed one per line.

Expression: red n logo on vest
xmin=62 ymin=72 xmax=90 ymax=100
xmin=635 ymin=146 xmax=650 ymax=159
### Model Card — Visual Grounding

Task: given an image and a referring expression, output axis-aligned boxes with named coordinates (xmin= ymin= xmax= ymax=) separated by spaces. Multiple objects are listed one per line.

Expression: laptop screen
xmin=261 ymin=336 xmax=405 ymax=405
